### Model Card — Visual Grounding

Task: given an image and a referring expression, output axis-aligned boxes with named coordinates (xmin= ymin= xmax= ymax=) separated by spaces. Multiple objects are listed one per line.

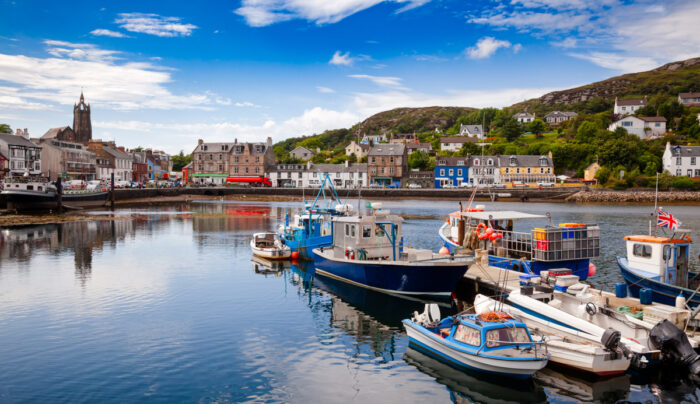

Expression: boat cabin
xmin=434 ymin=314 xmax=536 ymax=353
xmin=624 ymin=234 xmax=693 ymax=288
xmin=330 ymin=206 xmax=403 ymax=261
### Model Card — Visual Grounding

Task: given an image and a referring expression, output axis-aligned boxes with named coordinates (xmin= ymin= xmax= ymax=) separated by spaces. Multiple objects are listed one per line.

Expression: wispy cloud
xmin=90 ymin=29 xmax=129 ymax=38
xmin=234 ymin=101 xmax=260 ymax=107
xmin=328 ymin=51 xmax=370 ymax=66
xmin=349 ymin=74 xmax=406 ymax=89
xmin=568 ymin=52 xmax=659 ymax=73
xmin=0 ymin=40 xmax=223 ymax=111
xmin=466 ymin=37 xmax=520 ymax=59
xmin=235 ymin=0 xmax=432 ymax=27
xmin=316 ymin=86 xmax=335 ymax=93
xmin=115 ymin=13 xmax=197 ymax=37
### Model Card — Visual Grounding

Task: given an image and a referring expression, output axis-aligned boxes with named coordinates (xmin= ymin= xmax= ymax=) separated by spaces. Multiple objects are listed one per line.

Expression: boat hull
xmin=2 ymin=189 xmax=109 ymax=210
xmin=403 ymin=320 xmax=547 ymax=379
xmin=618 ymin=256 xmax=700 ymax=308
xmin=250 ymin=240 xmax=291 ymax=260
xmin=283 ymin=234 xmax=332 ymax=260
xmin=313 ymin=249 xmax=468 ymax=298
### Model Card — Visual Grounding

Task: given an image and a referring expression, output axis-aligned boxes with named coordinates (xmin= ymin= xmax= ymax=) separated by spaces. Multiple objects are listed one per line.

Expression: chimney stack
xmin=198 ymin=139 xmax=203 ymax=146
xmin=267 ymin=136 xmax=272 ymax=146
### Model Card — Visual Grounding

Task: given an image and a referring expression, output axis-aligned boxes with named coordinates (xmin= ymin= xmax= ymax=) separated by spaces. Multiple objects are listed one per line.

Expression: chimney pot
xmin=198 ymin=139 xmax=203 ymax=145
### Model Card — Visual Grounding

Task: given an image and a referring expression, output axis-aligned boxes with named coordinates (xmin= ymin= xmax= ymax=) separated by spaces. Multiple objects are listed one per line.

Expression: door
xmin=677 ymin=245 xmax=689 ymax=288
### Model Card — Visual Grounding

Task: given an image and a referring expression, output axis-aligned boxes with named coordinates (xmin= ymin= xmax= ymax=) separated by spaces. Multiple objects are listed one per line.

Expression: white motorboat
xmin=474 ymin=295 xmax=631 ymax=376
xmin=250 ymin=232 xmax=291 ymax=260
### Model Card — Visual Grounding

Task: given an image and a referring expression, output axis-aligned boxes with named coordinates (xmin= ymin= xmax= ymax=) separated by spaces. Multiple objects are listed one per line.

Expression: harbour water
xmin=1 ymin=200 xmax=700 ymax=402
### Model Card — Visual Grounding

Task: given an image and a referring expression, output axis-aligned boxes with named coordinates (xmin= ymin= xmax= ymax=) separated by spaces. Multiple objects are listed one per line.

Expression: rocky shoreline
xmin=566 ymin=189 xmax=700 ymax=203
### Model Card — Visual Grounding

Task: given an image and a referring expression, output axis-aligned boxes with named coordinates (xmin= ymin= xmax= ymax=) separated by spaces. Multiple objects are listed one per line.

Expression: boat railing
xmin=532 ymin=225 xmax=600 ymax=261
xmin=493 ymin=230 xmax=533 ymax=259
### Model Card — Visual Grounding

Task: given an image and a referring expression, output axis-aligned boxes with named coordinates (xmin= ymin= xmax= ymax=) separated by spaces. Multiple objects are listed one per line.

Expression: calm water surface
xmin=1 ymin=200 xmax=700 ymax=403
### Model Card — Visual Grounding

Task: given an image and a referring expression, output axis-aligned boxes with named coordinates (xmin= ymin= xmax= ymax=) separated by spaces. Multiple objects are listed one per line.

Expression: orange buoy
xmin=439 ymin=246 xmax=450 ymax=255
xmin=291 ymin=251 xmax=299 ymax=260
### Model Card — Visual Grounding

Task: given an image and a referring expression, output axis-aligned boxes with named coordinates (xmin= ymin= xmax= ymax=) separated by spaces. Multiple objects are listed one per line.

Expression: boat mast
xmin=653 ymin=173 xmax=659 ymax=237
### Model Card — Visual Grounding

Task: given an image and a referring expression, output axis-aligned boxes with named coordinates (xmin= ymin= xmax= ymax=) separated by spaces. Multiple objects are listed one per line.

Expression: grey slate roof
xmin=616 ymin=98 xmax=647 ymax=106
xmin=195 ymin=142 xmax=235 ymax=152
xmin=406 ymin=142 xmax=432 ymax=150
xmin=0 ymin=133 xmax=41 ymax=148
xmin=41 ymin=126 xmax=71 ymax=139
xmin=638 ymin=116 xmax=667 ymax=122
xmin=103 ymin=146 xmax=131 ymax=160
xmin=498 ymin=155 xmax=553 ymax=167
xmin=312 ymin=163 xmax=368 ymax=172
xmin=513 ymin=112 xmax=535 ymax=119
xmin=460 ymin=124 xmax=484 ymax=135
xmin=368 ymin=144 xmax=405 ymax=156
xmin=545 ymin=111 xmax=578 ymax=118
xmin=440 ymin=136 xmax=478 ymax=144
xmin=671 ymin=145 xmax=700 ymax=157
xmin=679 ymin=92 xmax=700 ymax=98
xmin=436 ymin=156 xmax=471 ymax=166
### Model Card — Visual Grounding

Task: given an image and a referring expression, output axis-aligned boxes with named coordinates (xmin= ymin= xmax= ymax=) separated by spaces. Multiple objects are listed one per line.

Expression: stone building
xmin=34 ymin=138 xmax=96 ymax=181
xmin=87 ymin=140 xmax=132 ymax=181
xmin=191 ymin=140 xmax=234 ymax=184
xmin=41 ymin=93 xmax=93 ymax=145
xmin=0 ymin=132 xmax=42 ymax=176
xmin=229 ymin=137 xmax=275 ymax=177
xmin=367 ymin=143 xmax=407 ymax=187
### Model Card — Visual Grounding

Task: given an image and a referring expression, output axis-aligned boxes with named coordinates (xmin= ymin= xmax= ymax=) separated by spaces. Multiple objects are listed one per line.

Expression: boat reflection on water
xmin=534 ymin=368 xmax=629 ymax=403
xmin=403 ymin=347 xmax=547 ymax=404
xmin=251 ymin=255 xmax=289 ymax=277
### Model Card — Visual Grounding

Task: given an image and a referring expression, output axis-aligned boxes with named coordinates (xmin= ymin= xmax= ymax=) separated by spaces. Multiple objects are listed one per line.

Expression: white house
xmin=544 ymin=111 xmax=577 ymax=125
xmin=360 ymin=134 xmax=387 ymax=145
xmin=0 ymin=132 xmax=42 ymax=176
xmin=459 ymin=124 xmax=486 ymax=139
xmin=289 ymin=146 xmax=315 ymax=161
xmin=268 ymin=161 xmax=368 ymax=188
xmin=663 ymin=142 xmax=700 ymax=177
xmin=608 ymin=116 xmax=666 ymax=139
xmin=513 ymin=113 xmax=535 ymax=124
xmin=345 ymin=141 xmax=369 ymax=158
xmin=614 ymin=97 xmax=647 ymax=115
xmin=440 ymin=136 xmax=478 ymax=152
xmin=678 ymin=92 xmax=700 ymax=107
xmin=469 ymin=156 xmax=500 ymax=185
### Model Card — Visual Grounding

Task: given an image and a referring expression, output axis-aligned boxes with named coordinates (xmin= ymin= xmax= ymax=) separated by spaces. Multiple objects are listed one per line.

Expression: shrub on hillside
xmin=634 ymin=175 xmax=650 ymax=187
xmin=670 ymin=176 xmax=695 ymax=190
xmin=609 ymin=180 xmax=629 ymax=190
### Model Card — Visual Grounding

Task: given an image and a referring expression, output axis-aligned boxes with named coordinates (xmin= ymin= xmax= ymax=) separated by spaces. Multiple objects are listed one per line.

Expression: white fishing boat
xmin=250 ymin=232 xmax=291 ymax=260
xmin=403 ymin=305 xmax=549 ymax=379
xmin=474 ymin=295 xmax=631 ymax=376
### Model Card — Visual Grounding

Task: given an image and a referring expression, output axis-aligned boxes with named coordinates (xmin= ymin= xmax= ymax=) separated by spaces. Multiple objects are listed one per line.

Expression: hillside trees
xmin=0 ymin=123 xmax=11 ymax=134
xmin=408 ymin=150 xmax=430 ymax=170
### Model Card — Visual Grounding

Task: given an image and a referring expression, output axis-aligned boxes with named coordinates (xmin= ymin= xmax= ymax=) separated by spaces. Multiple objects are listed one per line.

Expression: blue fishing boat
xmin=617 ymin=232 xmax=699 ymax=307
xmin=279 ymin=173 xmax=352 ymax=260
xmin=403 ymin=307 xmax=549 ymax=379
xmin=313 ymin=203 xmax=472 ymax=298
xmin=439 ymin=206 xmax=600 ymax=280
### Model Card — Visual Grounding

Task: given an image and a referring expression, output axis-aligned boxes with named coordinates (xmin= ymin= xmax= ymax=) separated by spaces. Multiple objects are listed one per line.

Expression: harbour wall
xmin=566 ymin=189 xmax=700 ymax=203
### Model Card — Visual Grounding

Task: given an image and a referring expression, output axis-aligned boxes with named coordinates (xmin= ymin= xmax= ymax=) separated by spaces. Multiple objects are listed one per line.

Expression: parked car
xmin=512 ymin=181 xmax=529 ymax=188
xmin=387 ymin=183 xmax=400 ymax=189
xmin=86 ymin=180 xmax=107 ymax=191
xmin=442 ymin=183 xmax=457 ymax=189
xmin=115 ymin=180 xmax=131 ymax=188
xmin=407 ymin=183 xmax=422 ymax=189
xmin=491 ymin=183 xmax=507 ymax=188
xmin=369 ymin=183 xmax=383 ymax=188
xmin=537 ymin=182 xmax=555 ymax=187
xmin=283 ymin=183 xmax=296 ymax=188
xmin=458 ymin=182 xmax=477 ymax=188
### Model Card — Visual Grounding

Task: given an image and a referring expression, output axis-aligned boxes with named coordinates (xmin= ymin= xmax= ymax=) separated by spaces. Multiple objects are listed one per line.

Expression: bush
xmin=670 ymin=176 xmax=695 ymax=190
xmin=634 ymin=175 xmax=649 ymax=187
xmin=609 ymin=180 xmax=629 ymax=190
xmin=595 ymin=166 xmax=611 ymax=185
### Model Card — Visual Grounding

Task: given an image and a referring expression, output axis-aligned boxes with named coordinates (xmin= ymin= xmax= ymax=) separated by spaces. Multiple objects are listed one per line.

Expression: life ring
xmin=476 ymin=223 xmax=488 ymax=239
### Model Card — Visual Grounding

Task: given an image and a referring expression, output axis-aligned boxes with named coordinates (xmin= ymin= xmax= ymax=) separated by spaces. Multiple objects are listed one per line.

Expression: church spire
xmin=80 ymin=90 xmax=84 ymax=103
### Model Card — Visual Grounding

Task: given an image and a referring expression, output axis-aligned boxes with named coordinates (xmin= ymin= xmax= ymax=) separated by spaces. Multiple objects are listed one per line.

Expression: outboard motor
xmin=601 ymin=327 xmax=632 ymax=359
xmin=649 ymin=320 xmax=700 ymax=375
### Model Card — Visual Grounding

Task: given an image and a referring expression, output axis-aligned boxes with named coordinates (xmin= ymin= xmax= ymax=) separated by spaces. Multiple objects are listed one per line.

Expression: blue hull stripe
xmin=618 ymin=257 xmax=700 ymax=308
xmin=407 ymin=339 xmax=532 ymax=380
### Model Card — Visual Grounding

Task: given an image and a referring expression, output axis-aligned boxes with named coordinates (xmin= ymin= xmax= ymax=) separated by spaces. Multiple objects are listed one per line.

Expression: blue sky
xmin=1 ymin=0 xmax=698 ymax=153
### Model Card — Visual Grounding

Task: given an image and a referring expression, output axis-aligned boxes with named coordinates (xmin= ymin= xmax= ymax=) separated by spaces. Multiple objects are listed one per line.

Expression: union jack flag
xmin=657 ymin=209 xmax=681 ymax=229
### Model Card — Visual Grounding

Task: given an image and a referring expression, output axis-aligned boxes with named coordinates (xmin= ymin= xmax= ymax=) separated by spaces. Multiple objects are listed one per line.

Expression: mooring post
xmin=56 ymin=177 xmax=63 ymax=214
xmin=110 ymin=172 xmax=115 ymax=209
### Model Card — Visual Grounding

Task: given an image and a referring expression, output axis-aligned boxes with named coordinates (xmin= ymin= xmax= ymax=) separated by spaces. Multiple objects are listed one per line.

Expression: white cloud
xmin=90 ymin=29 xmax=129 ymax=38
xmin=0 ymin=41 xmax=223 ymax=111
xmin=115 ymin=13 xmax=197 ymax=37
xmin=329 ymin=51 xmax=354 ymax=66
xmin=568 ymin=52 xmax=660 ymax=73
xmin=349 ymin=74 xmax=406 ymax=89
xmin=316 ymin=86 xmax=335 ymax=93
xmin=234 ymin=101 xmax=260 ymax=107
xmin=235 ymin=0 xmax=431 ymax=27
xmin=468 ymin=0 xmax=700 ymax=72
xmin=466 ymin=37 xmax=515 ymax=59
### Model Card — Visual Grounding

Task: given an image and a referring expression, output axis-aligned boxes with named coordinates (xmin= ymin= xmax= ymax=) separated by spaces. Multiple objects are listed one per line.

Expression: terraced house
xmin=498 ymin=153 xmax=555 ymax=185
xmin=229 ymin=137 xmax=275 ymax=177
xmin=368 ymin=143 xmax=407 ymax=187
xmin=192 ymin=140 xmax=234 ymax=185
xmin=434 ymin=156 xmax=470 ymax=188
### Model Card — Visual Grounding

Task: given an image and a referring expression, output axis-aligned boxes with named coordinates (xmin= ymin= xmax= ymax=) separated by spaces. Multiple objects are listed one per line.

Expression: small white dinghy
xmin=251 ymin=232 xmax=291 ymax=260
xmin=474 ymin=295 xmax=632 ymax=376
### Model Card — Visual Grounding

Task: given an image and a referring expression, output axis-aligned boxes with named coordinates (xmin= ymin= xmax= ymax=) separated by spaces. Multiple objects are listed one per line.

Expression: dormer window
xmin=509 ymin=156 xmax=517 ymax=166
xmin=457 ymin=160 xmax=465 ymax=166
xmin=487 ymin=159 xmax=493 ymax=166
xmin=474 ymin=159 xmax=480 ymax=166
xmin=539 ymin=157 xmax=548 ymax=166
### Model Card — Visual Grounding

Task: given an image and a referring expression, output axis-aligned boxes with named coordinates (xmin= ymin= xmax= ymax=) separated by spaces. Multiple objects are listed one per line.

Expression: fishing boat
xmin=2 ymin=176 xmax=108 ymax=210
xmin=313 ymin=203 xmax=472 ymax=298
xmin=279 ymin=173 xmax=352 ymax=260
xmin=617 ymin=231 xmax=699 ymax=307
xmin=439 ymin=205 xmax=600 ymax=280
xmin=402 ymin=305 xmax=549 ymax=379
xmin=250 ymin=232 xmax=291 ymax=260
xmin=474 ymin=294 xmax=631 ymax=376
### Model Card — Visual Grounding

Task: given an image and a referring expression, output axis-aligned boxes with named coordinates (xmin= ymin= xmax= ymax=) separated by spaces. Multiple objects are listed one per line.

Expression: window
xmin=390 ymin=157 xmax=394 ymax=163
xmin=485 ymin=327 xmax=531 ymax=348
xmin=457 ymin=169 xmax=463 ymax=176
xmin=688 ymin=170 xmax=693 ymax=176
xmin=527 ymin=168 xmax=531 ymax=174
xmin=350 ymin=225 xmax=356 ymax=238
xmin=362 ymin=225 xmax=372 ymax=238
xmin=677 ymin=169 xmax=682 ymax=176
xmin=633 ymin=243 xmax=652 ymax=258
xmin=440 ymin=169 xmax=445 ymax=176
xmin=448 ymin=169 xmax=454 ymax=176
xmin=696 ymin=169 xmax=700 ymax=177
xmin=510 ymin=157 xmax=517 ymax=166
xmin=487 ymin=159 xmax=493 ymax=166
xmin=516 ymin=168 xmax=520 ymax=174
xmin=245 ymin=167 xmax=249 ymax=174
xmin=622 ymin=106 xmax=626 ymax=111
xmin=453 ymin=324 xmax=480 ymax=346
xmin=655 ymin=123 xmax=660 ymax=127
xmin=622 ymin=121 xmax=633 ymax=127
xmin=457 ymin=160 xmax=465 ymax=166
xmin=209 ymin=155 xmax=213 ymax=160
xmin=474 ymin=159 xmax=479 ymax=166
xmin=692 ymin=157 xmax=696 ymax=165
xmin=371 ymin=157 xmax=376 ymax=163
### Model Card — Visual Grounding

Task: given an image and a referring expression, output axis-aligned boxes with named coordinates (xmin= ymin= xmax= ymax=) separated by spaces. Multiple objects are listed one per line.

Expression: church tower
xmin=73 ymin=92 xmax=92 ymax=144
